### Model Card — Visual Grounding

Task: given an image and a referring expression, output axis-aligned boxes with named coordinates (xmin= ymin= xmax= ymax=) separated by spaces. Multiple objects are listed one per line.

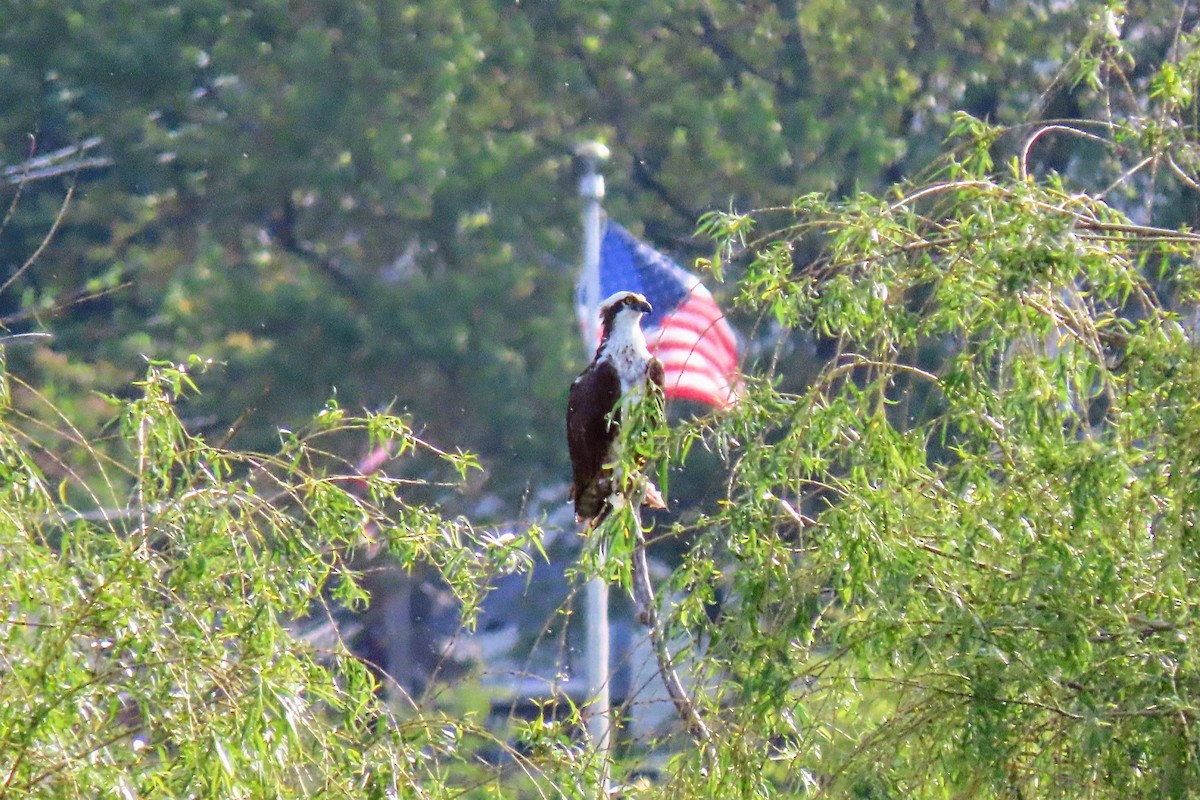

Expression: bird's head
xmin=599 ymin=291 xmax=653 ymax=330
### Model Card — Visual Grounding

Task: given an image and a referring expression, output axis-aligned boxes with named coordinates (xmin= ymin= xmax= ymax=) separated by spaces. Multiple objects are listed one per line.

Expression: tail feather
xmin=642 ymin=482 xmax=666 ymax=510
xmin=575 ymin=478 xmax=666 ymax=528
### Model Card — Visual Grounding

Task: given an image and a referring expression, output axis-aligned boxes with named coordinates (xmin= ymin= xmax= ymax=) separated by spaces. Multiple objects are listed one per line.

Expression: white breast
xmin=600 ymin=312 xmax=654 ymax=393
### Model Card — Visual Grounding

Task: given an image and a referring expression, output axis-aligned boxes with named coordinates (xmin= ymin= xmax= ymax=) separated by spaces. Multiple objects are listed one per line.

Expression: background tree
xmin=4 ymin=0 xmax=1187 ymax=510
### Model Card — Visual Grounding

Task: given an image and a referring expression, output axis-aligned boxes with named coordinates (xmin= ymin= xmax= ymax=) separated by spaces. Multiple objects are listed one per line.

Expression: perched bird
xmin=567 ymin=290 xmax=667 ymax=525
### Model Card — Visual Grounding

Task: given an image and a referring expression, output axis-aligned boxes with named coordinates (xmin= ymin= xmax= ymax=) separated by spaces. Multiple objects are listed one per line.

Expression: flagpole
xmin=576 ymin=140 xmax=613 ymax=783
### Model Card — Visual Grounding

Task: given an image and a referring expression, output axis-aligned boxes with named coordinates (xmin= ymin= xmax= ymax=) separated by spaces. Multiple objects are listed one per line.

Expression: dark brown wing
xmin=643 ymin=357 xmax=667 ymax=430
xmin=641 ymin=357 xmax=668 ymax=510
xmin=567 ymin=360 xmax=622 ymax=520
xmin=648 ymin=357 xmax=665 ymax=397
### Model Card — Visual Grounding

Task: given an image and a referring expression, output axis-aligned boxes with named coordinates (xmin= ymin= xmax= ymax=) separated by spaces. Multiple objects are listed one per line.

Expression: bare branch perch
xmin=628 ymin=500 xmax=714 ymax=751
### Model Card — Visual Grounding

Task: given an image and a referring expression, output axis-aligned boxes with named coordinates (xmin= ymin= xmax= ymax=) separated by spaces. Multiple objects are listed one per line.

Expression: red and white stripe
xmin=645 ymin=286 xmax=740 ymax=407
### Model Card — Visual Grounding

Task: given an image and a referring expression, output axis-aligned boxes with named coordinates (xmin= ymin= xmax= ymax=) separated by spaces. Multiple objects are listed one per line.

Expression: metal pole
xmin=576 ymin=141 xmax=613 ymax=777
xmin=585 ymin=567 xmax=612 ymax=764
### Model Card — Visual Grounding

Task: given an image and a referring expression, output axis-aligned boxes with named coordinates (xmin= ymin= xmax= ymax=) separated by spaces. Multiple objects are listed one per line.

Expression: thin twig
xmin=0 ymin=136 xmax=37 ymax=240
xmin=0 ymin=333 xmax=53 ymax=347
xmin=0 ymin=137 xmax=105 ymax=180
xmin=0 ymin=179 xmax=76 ymax=297
xmin=1019 ymin=124 xmax=1110 ymax=181
xmin=5 ymin=158 xmax=113 ymax=185
xmin=913 ymin=540 xmax=1013 ymax=578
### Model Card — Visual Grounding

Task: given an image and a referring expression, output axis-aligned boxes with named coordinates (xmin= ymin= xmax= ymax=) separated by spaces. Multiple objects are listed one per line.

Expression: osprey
xmin=567 ymin=290 xmax=666 ymax=524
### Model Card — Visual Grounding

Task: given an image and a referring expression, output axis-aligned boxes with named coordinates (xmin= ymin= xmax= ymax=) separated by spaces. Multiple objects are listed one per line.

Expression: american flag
xmin=577 ymin=221 xmax=740 ymax=407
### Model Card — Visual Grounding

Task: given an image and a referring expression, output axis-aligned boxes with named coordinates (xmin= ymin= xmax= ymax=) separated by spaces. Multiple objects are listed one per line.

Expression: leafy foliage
xmin=654 ymin=44 xmax=1200 ymax=796
xmin=0 ymin=355 xmax=542 ymax=797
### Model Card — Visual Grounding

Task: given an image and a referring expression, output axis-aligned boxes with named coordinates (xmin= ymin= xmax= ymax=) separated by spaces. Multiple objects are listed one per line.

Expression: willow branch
xmin=628 ymin=499 xmax=713 ymax=750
